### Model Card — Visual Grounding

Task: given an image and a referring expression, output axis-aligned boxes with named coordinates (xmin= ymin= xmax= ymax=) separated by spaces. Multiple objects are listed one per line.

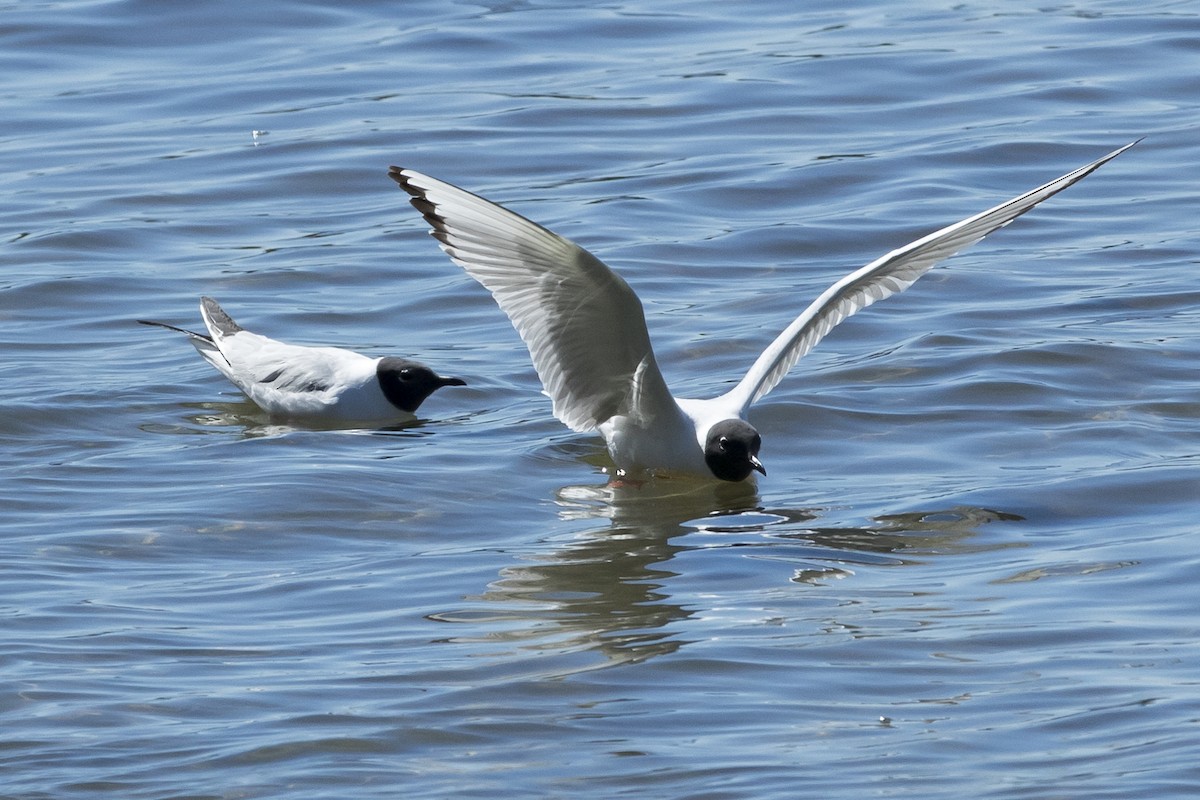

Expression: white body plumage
xmin=141 ymin=297 xmax=465 ymax=423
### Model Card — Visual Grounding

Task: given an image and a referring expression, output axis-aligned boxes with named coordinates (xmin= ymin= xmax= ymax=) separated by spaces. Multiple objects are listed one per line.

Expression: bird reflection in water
xmin=430 ymin=474 xmax=1023 ymax=672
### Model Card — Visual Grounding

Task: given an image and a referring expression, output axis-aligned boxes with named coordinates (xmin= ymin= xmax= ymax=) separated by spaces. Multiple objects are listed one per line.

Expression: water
xmin=2 ymin=1 xmax=1198 ymax=797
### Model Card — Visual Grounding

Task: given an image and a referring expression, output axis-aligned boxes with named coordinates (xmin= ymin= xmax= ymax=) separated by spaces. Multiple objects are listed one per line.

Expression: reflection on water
xmin=769 ymin=505 xmax=1027 ymax=584
xmin=555 ymin=474 xmax=763 ymax=524
xmin=432 ymin=474 xmax=1027 ymax=671
xmin=428 ymin=480 xmax=754 ymax=670
xmin=138 ymin=398 xmax=449 ymax=439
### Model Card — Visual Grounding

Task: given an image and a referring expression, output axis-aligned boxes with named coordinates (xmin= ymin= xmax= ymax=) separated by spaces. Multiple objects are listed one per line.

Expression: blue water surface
xmin=1 ymin=1 xmax=1198 ymax=798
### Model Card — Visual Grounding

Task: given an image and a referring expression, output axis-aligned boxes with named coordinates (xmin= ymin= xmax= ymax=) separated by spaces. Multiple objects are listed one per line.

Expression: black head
xmin=376 ymin=357 xmax=466 ymax=413
xmin=703 ymin=419 xmax=765 ymax=482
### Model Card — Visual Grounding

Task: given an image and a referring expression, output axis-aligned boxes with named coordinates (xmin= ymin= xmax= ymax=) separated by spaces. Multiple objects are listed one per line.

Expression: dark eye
xmin=718 ymin=436 xmax=729 ymax=452
xmin=400 ymin=369 xmax=413 ymax=381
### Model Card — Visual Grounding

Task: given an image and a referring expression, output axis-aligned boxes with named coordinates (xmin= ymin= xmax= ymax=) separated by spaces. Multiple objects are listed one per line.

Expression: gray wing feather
xmin=722 ymin=140 xmax=1138 ymax=413
xmin=392 ymin=168 xmax=676 ymax=432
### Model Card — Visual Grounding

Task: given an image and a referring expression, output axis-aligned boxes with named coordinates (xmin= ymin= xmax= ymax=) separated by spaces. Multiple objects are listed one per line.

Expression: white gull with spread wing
xmin=390 ymin=141 xmax=1135 ymax=480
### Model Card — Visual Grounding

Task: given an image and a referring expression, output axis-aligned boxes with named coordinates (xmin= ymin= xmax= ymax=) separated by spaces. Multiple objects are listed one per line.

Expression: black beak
xmin=750 ymin=455 xmax=766 ymax=476
xmin=439 ymin=376 xmax=467 ymax=387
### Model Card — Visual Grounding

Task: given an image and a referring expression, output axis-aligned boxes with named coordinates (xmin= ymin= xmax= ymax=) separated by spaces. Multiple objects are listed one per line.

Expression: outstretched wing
xmin=391 ymin=168 xmax=677 ymax=432
xmin=722 ymin=141 xmax=1137 ymax=413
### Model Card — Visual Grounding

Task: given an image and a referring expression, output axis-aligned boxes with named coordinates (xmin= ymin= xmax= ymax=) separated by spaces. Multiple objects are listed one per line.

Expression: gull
xmin=389 ymin=141 xmax=1135 ymax=480
xmin=139 ymin=296 xmax=466 ymax=423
